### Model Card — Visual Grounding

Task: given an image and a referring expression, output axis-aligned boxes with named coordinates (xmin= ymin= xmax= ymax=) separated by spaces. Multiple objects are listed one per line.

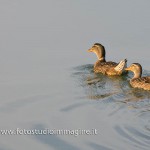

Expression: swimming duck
xmin=125 ymin=63 xmax=150 ymax=90
xmin=87 ymin=43 xmax=127 ymax=75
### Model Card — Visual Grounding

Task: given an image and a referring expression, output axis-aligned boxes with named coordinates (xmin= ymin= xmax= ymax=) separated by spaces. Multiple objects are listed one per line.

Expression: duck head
xmin=87 ymin=43 xmax=106 ymax=61
xmin=125 ymin=63 xmax=142 ymax=78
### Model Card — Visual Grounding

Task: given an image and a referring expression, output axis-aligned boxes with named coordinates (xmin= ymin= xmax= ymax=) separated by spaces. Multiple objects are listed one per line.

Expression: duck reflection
xmin=72 ymin=64 xmax=150 ymax=102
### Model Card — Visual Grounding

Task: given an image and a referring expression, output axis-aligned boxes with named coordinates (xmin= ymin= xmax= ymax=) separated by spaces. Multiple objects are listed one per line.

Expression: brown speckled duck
xmin=87 ymin=43 xmax=127 ymax=75
xmin=125 ymin=63 xmax=150 ymax=90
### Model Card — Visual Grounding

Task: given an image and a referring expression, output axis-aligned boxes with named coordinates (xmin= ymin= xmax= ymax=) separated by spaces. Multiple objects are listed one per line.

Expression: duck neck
xmin=94 ymin=51 xmax=106 ymax=62
xmin=98 ymin=57 xmax=106 ymax=62
xmin=133 ymin=70 xmax=141 ymax=79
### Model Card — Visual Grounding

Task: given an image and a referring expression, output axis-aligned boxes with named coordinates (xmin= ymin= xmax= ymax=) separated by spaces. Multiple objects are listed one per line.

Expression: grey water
xmin=0 ymin=0 xmax=150 ymax=150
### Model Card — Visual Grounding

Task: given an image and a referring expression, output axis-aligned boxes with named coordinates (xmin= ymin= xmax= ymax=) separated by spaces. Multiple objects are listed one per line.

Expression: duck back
xmin=130 ymin=76 xmax=150 ymax=90
xmin=94 ymin=60 xmax=117 ymax=74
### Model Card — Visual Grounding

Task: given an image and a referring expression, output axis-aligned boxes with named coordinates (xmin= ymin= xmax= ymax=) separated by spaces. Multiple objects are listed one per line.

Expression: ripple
xmin=32 ymin=124 xmax=80 ymax=150
xmin=114 ymin=125 xmax=150 ymax=150
xmin=60 ymin=101 xmax=88 ymax=112
xmin=73 ymin=64 xmax=93 ymax=71
xmin=145 ymin=120 xmax=150 ymax=132
xmin=72 ymin=64 xmax=150 ymax=102
xmin=72 ymin=64 xmax=150 ymax=150
xmin=87 ymin=142 xmax=113 ymax=150
xmin=125 ymin=126 xmax=150 ymax=144
xmin=0 ymin=94 xmax=51 ymax=113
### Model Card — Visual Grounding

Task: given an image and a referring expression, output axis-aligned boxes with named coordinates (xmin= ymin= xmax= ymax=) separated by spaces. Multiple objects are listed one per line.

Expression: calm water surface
xmin=0 ymin=0 xmax=150 ymax=150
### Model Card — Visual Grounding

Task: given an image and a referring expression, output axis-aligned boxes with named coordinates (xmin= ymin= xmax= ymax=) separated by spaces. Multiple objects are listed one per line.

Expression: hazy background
xmin=0 ymin=0 xmax=150 ymax=68
xmin=0 ymin=0 xmax=150 ymax=150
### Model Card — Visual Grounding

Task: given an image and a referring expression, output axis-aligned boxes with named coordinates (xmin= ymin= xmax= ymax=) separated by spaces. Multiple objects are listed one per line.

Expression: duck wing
xmin=95 ymin=61 xmax=117 ymax=68
xmin=94 ymin=61 xmax=117 ymax=74
xmin=141 ymin=76 xmax=150 ymax=83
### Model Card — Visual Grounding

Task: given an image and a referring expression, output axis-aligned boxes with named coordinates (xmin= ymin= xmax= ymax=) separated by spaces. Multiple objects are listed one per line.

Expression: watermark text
xmin=0 ymin=128 xmax=97 ymax=137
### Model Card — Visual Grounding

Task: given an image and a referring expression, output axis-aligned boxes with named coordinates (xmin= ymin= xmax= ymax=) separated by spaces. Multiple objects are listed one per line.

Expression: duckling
xmin=87 ymin=43 xmax=127 ymax=75
xmin=125 ymin=63 xmax=150 ymax=90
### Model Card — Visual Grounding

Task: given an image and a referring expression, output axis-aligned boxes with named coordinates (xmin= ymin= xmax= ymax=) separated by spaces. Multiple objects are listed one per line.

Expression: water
xmin=72 ymin=64 xmax=150 ymax=150
xmin=0 ymin=0 xmax=150 ymax=150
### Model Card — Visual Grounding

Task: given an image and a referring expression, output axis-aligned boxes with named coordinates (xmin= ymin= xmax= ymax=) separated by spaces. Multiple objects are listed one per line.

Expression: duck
xmin=87 ymin=43 xmax=127 ymax=75
xmin=125 ymin=63 xmax=150 ymax=90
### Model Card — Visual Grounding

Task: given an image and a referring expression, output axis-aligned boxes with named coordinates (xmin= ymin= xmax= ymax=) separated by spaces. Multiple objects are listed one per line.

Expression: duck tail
xmin=114 ymin=59 xmax=127 ymax=72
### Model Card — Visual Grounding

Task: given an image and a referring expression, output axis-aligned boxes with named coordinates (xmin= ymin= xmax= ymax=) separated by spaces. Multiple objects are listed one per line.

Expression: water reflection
xmin=115 ymin=125 xmax=150 ymax=150
xmin=72 ymin=64 xmax=150 ymax=102
xmin=61 ymin=101 xmax=88 ymax=112
xmin=87 ymin=142 xmax=112 ymax=150
xmin=0 ymin=94 xmax=51 ymax=113
xmin=72 ymin=64 xmax=150 ymax=150
xmin=32 ymin=124 xmax=79 ymax=150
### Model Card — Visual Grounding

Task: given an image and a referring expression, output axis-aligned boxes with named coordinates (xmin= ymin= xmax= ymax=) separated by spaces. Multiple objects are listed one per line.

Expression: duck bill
xmin=125 ymin=67 xmax=130 ymax=71
xmin=87 ymin=49 xmax=93 ymax=52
